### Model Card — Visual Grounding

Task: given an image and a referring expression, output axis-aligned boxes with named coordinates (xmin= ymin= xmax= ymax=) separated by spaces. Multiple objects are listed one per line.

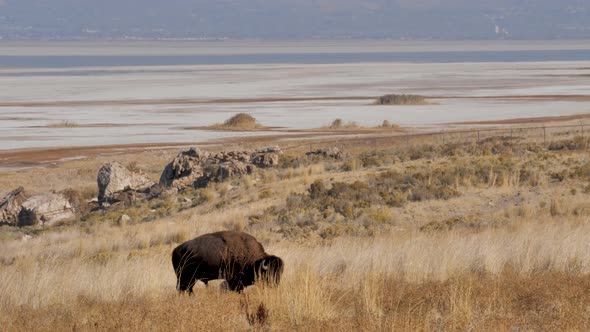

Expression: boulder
xmin=160 ymin=147 xmax=208 ymax=189
xmin=251 ymin=146 xmax=282 ymax=168
xmin=97 ymin=162 xmax=154 ymax=203
xmin=0 ymin=187 xmax=29 ymax=226
xmin=18 ymin=193 xmax=74 ymax=227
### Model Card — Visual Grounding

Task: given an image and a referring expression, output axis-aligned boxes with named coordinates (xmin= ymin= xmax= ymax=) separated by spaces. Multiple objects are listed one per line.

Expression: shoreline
xmin=1 ymin=112 xmax=589 ymax=171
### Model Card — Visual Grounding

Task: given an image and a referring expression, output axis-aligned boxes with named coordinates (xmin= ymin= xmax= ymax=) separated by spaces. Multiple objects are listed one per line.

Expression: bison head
xmin=254 ymin=255 xmax=284 ymax=286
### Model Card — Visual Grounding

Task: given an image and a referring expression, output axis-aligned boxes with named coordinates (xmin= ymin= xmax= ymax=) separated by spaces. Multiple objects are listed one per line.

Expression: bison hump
xmin=217 ymin=231 xmax=266 ymax=263
xmin=183 ymin=231 xmax=266 ymax=266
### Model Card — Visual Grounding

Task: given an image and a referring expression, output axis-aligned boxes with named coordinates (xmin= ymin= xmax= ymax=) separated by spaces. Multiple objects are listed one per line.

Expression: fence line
xmin=278 ymin=122 xmax=589 ymax=153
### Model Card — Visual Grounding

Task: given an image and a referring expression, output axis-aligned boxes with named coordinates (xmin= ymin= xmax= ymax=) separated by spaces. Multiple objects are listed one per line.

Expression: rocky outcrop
xmin=161 ymin=146 xmax=282 ymax=190
xmin=306 ymin=147 xmax=345 ymax=160
xmin=160 ymin=148 xmax=207 ymax=189
xmin=97 ymin=162 xmax=154 ymax=203
xmin=250 ymin=146 xmax=281 ymax=168
xmin=18 ymin=193 xmax=74 ymax=227
xmin=0 ymin=187 xmax=29 ymax=226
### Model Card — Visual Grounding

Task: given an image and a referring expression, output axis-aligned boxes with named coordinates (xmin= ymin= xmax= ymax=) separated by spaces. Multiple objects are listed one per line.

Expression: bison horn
xmin=261 ymin=259 xmax=268 ymax=271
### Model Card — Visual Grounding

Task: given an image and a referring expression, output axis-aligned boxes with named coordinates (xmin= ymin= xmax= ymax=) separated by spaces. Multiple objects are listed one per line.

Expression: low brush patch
xmin=375 ymin=94 xmax=431 ymax=105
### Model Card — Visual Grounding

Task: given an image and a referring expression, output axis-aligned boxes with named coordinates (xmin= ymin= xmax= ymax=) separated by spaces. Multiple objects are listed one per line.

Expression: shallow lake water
xmin=1 ymin=40 xmax=589 ymax=150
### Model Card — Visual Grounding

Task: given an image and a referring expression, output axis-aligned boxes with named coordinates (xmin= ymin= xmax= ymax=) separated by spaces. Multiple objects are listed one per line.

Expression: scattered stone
xmin=179 ymin=197 xmax=192 ymax=204
xmin=0 ymin=187 xmax=29 ymax=226
xmin=18 ymin=193 xmax=74 ymax=227
xmin=306 ymin=147 xmax=345 ymax=160
xmin=97 ymin=162 xmax=154 ymax=203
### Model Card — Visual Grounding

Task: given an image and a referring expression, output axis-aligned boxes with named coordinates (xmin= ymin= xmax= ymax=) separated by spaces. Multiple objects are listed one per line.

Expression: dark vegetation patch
xmin=328 ymin=118 xmax=362 ymax=129
xmin=548 ymin=136 xmax=589 ymax=151
xmin=249 ymin=135 xmax=590 ymax=240
xmin=257 ymin=170 xmax=460 ymax=239
xmin=375 ymin=94 xmax=430 ymax=105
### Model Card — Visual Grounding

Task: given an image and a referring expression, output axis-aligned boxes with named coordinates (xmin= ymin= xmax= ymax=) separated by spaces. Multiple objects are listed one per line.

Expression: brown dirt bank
xmin=0 ymin=142 xmax=195 ymax=169
xmin=448 ymin=113 xmax=590 ymax=125
xmin=443 ymin=94 xmax=590 ymax=102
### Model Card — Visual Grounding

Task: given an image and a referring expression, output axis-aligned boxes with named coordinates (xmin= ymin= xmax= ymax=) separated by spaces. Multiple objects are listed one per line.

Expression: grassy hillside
xmin=2 ymin=131 xmax=590 ymax=330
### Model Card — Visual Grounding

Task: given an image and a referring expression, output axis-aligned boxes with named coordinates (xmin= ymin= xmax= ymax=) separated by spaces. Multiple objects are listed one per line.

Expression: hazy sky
xmin=0 ymin=0 xmax=588 ymax=39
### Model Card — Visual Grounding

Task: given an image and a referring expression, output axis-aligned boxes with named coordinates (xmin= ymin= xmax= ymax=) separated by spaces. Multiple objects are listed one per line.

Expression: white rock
xmin=19 ymin=193 xmax=74 ymax=226
xmin=97 ymin=162 xmax=154 ymax=202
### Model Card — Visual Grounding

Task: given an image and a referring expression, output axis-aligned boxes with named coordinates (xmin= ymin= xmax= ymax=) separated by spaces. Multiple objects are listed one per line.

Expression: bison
xmin=172 ymin=231 xmax=284 ymax=293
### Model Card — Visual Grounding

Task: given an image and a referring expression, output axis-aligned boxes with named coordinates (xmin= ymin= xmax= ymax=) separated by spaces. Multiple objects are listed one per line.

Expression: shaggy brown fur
xmin=172 ymin=231 xmax=283 ymax=293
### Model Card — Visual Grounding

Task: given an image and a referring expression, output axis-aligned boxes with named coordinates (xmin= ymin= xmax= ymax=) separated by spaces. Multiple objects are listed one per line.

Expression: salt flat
xmin=1 ymin=41 xmax=589 ymax=150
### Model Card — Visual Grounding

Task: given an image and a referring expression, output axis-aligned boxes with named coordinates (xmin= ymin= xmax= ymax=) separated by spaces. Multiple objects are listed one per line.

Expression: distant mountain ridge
xmin=0 ymin=0 xmax=589 ymax=40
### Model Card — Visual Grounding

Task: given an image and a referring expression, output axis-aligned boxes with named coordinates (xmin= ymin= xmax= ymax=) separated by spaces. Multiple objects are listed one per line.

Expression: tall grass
xmin=2 ymin=220 xmax=590 ymax=327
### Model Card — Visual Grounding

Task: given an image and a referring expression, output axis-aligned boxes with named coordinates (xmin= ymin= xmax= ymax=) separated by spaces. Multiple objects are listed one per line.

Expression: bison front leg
xmin=176 ymin=268 xmax=200 ymax=295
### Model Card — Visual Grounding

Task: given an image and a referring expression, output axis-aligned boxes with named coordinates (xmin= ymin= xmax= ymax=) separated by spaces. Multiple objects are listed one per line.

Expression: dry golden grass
xmin=2 ymin=220 xmax=590 ymax=331
xmin=0 ymin=148 xmax=176 ymax=197
xmin=4 ymin=272 xmax=590 ymax=331
xmin=3 ymin=130 xmax=590 ymax=330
